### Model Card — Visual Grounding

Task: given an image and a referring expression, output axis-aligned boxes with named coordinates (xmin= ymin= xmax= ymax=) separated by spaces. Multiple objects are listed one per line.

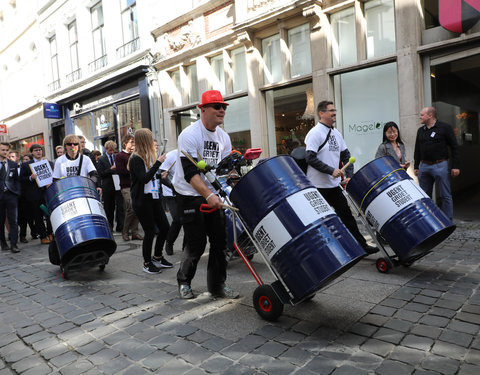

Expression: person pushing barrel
xmin=173 ymin=90 xmax=239 ymax=300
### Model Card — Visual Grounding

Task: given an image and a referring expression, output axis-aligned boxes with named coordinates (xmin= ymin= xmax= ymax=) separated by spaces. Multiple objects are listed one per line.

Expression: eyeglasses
xmin=321 ymin=109 xmax=337 ymax=113
xmin=207 ymin=103 xmax=227 ymax=111
xmin=65 ymin=143 xmax=79 ymax=146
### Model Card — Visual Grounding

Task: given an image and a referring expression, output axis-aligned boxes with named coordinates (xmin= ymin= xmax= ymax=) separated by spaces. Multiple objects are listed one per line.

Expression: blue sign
xmin=43 ymin=103 xmax=63 ymax=119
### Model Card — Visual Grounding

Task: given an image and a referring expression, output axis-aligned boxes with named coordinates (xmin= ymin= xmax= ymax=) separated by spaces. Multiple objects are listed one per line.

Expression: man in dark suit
xmin=19 ymin=144 xmax=54 ymax=245
xmin=0 ymin=142 xmax=21 ymax=252
xmin=97 ymin=140 xmax=124 ymax=233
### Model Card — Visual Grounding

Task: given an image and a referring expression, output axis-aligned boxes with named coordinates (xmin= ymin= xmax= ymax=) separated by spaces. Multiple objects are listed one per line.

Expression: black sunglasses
xmin=65 ymin=143 xmax=79 ymax=146
xmin=207 ymin=103 xmax=227 ymax=111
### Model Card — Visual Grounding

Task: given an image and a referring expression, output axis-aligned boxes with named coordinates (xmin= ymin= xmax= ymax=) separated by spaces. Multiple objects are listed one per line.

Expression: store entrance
xmin=430 ymin=54 xmax=480 ymax=220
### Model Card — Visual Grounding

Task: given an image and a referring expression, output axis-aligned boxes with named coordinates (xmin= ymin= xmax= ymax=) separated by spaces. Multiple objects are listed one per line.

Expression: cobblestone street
xmin=0 ymin=219 xmax=479 ymax=375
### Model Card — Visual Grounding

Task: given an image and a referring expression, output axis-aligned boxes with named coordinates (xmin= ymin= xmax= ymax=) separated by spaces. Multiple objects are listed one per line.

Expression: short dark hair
xmin=122 ymin=134 xmax=134 ymax=147
xmin=317 ymin=100 xmax=334 ymax=113
xmin=29 ymin=143 xmax=43 ymax=153
xmin=0 ymin=142 xmax=10 ymax=148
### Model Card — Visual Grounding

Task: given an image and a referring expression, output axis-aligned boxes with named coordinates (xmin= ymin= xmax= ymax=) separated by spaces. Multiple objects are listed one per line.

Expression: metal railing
xmin=116 ymin=37 xmax=140 ymax=59
xmin=88 ymin=55 xmax=108 ymax=73
xmin=48 ymin=79 xmax=61 ymax=92
xmin=66 ymin=68 xmax=82 ymax=84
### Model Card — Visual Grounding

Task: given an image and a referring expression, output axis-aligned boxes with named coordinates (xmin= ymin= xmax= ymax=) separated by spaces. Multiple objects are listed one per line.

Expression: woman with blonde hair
xmin=129 ymin=128 xmax=172 ymax=274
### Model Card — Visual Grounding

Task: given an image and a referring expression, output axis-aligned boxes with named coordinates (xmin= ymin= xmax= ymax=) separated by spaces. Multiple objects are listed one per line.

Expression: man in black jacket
xmin=19 ymin=144 xmax=54 ymax=245
xmin=97 ymin=141 xmax=124 ymax=232
xmin=0 ymin=142 xmax=21 ymax=252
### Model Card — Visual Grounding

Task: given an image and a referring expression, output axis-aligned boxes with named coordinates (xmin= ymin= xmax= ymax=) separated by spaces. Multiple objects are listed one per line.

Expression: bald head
xmin=420 ymin=106 xmax=437 ymax=127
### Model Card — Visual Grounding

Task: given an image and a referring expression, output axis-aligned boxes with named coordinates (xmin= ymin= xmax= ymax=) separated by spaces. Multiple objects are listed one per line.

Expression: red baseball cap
xmin=198 ymin=90 xmax=229 ymax=108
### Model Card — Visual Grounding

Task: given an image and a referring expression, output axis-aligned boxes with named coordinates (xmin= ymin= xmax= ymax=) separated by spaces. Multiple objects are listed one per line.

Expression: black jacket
xmin=1 ymin=159 xmax=20 ymax=196
xmin=128 ymin=154 xmax=161 ymax=210
xmin=19 ymin=159 xmax=54 ymax=201
xmin=97 ymin=153 xmax=118 ymax=192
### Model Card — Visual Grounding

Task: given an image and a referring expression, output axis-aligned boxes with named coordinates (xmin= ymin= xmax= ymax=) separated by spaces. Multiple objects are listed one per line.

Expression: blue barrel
xmin=346 ymin=156 xmax=455 ymax=263
xmin=45 ymin=176 xmax=116 ymax=265
xmin=229 ymin=156 xmax=366 ymax=300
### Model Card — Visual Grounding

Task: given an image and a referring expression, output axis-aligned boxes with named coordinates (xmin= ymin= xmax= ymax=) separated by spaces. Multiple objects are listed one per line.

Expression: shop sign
xmin=43 ymin=103 xmax=63 ymax=119
xmin=439 ymin=0 xmax=480 ymax=33
xmin=0 ymin=124 xmax=7 ymax=134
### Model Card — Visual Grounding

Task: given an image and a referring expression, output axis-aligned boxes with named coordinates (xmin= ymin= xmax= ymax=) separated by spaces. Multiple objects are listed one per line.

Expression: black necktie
xmin=110 ymin=155 xmax=114 ymax=165
xmin=0 ymin=161 xmax=5 ymax=179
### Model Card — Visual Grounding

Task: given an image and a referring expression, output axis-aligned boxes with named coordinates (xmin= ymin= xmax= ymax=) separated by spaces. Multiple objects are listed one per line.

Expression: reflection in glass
xmin=331 ymin=7 xmax=356 ymax=67
xmin=366 ymin=0 xmax=396 ymax=59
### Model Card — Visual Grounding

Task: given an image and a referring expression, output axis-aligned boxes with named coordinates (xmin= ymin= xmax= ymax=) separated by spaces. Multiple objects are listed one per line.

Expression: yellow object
xmin=349 ymin=157 xmax=356 ymax=164
xmin=197 ymin=160 xmax=207 ymax=170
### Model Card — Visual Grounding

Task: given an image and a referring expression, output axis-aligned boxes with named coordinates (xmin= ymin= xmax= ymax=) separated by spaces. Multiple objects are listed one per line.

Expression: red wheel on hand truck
xmin=376 ymin=258 xmax=391 ymax=273
xmin=253 ymin=285 xmax=284 ymax=321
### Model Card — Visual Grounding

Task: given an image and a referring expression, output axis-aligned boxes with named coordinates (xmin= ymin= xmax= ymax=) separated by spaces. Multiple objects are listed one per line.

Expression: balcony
xmin=88 ymin=55 xmax=108 ymax=73
xmin=66 ymin=68 xmax=82 ymax=84
xmin=116 ymin=37 xmax=140 ymax=59
xmin=48 ymin=79 xmax=61 ymax=92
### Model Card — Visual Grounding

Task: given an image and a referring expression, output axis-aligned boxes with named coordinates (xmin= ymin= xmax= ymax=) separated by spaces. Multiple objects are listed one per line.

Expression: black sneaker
xmin=152 ymin=256 xmax=173 ymax=268
xmin=143 ymin=262 xmax=161 ymax=274
xmin=209 ymin=285 xmax=239 ymax=299
xmin=20 ymin=237 xmax=28 ymax=244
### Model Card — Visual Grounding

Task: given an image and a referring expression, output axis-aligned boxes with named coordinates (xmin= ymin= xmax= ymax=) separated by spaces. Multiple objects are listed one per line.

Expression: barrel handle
xmin=359 ymin=168 xmax=405 ymax=211
xmin=199 ymin=203 xmax=218 ymax=213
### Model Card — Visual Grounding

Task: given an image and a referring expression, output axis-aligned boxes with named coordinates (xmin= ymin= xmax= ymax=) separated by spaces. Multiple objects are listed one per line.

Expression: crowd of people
xmin=1 ymin=89 xmax=460 ymax=302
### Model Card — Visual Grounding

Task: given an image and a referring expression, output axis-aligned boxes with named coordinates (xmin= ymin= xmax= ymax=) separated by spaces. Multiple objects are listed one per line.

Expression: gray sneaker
xmin=179 ymin=285 xmax=194 ymax=299
xmin=210 ymin=285 xmax=239 ymax=299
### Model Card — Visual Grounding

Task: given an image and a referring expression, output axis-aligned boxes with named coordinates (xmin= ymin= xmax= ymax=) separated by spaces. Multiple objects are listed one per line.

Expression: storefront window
xmin=223 ymin=96 xmax=251 ymax=154
xmin=12 ymin=134 xmax=44 ymax=157
xmin=331 ymin=7 xmax=356 ymax=68
xmin=334 ymin=62 xmax=399 ymax=169
xmin=93 ymin=107 xmax=114 ymax=137
xmin=210 ymin=54 xmax=225 ymax=94
xmin=176 ymin=109 xmax=198 ymax=135
xmin=262 ymin=34 xmax=281 ymax=84
xmin=73 ymin=113 xmax=95 ymax=151
xmin=366 ymin=0 xmax=396 ymax=59
xmin=265 ymin=82 xmax=315 ymax=156
xmin=288 ymin=23 xmax=312 ymax=78
xmin=117 ymin=99 xmax=142 ymax=142
xmin=231 ymin=47 xmax=247 ymax=92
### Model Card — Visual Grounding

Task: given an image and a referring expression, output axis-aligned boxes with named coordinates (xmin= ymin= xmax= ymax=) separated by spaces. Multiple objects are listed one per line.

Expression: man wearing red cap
xmin=173 ymin=90 xmax=239 ymax=300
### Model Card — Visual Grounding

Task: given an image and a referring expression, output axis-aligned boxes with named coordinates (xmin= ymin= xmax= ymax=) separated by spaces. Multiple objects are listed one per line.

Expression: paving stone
xmin=447 ymin=319 xmax=480 ymax=335
xmin=456 ymin=311 xmax=480 ymax=325
xmin=112 ymin=338 xmax=157 ymax=361
xmin=200 ymin=355 xmax=234 ymax=373
xmin=438 ymin=329 xmax=473 ymax=347
xmin=410 ymin=325 xmax=442 ymax=339
xmin=418 ymin=315 xmax=450 ymax=328
xmin=370 ymin=305 xmax=397 ymax=317
xmin=141 ymin=351 xmax=176 ymax=371
xmin=389 ymin=345 xmax=426 ymax=365
xmin=464 ymin=348 xmax=480 ymax=365
xmin=331 ymin=365 xmax=369 ymax=375
xmin=279 ymin=347 xmax=314 ymax=366
xmin=349 ymin=322 xmax=378 ymax=337
xmin=401 ymin=335 xmax=434 ymax=351
xmin=89 ymin=348 xmax=121 ymax=365
xmin=59 ymin=358 xmax=94 ymax=375
xmin=393 ymin=310 xmax=423 ymax=323
xmin=375 ymin=359 xmax=414 ymax=375
xmin=383 ymin=319 xmax=413 ymax=333
xmin=373 ymin=327 xmax=405 ymax=344
xmin=201 ymin=336 xmax=234 ymax=352
xmin=220 ymin=363 xmax=256 ymax=375
xmin=421 ymin=354 xmax=460 ymax=375
xmin=303 ymin=355 xmax=337 ymax=374
xmin=360 ymin=338 xmax=395 ymax=357
xmin=404 ymin=302 xmax=430 ymax=313
xmin=49 ymin=351 xmax=78 ymax=367
xmin=431 ymin=341 xmax=468 ymax=360
xmin=21 ymin=363 xmax=52 ymax=375
xmin=458 ymin=364 xmax=480 ymax=375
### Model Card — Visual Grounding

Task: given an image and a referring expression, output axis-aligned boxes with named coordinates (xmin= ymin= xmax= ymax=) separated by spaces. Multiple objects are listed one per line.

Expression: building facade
xmin=1 ymin=0 xmax=479 ymax=201
xmin=151 ymin=0 xmax=480 ymax=198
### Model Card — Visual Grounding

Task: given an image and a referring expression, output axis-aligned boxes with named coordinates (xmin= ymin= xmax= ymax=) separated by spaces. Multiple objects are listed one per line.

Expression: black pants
xmin=164 ymin=196 xmax=182 ymax=245
xmin=103 ymin=189 xmax=125 ymax=232
xmin=28 ymin=199 xmax=52 ymax=239
xmin=18 ymin=196 xmax=36 ymax=238
xmin=176 ymin=194 xmax=227 ymax=294
xmin=317 ymin=186 xmax=368 ymax=248
xmin=133 ymin=194 xmax=170 ymax=263
xmin=0 ymin=191 xmax=18 ymax=246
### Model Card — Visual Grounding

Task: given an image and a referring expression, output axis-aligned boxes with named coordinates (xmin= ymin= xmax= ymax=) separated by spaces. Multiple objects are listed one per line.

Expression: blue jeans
xmin=418 ymin=160 xmax=453 ymax=220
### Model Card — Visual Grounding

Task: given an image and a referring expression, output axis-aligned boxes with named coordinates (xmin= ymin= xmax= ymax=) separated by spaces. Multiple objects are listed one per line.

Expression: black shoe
xmin=364 ymin=244 xmax=379 ymax=255
xmin=1 ymin=242 xmax=9 ymax=251
xmin=31 ymin=235 xmax=39 ymax=240
xmin=20 ymin=237 xmax=28 ymax=243
xmin=10 ymin=245 xmax=20 ymax=253
xmin=165 ymin=242 xmax=173 ymax=256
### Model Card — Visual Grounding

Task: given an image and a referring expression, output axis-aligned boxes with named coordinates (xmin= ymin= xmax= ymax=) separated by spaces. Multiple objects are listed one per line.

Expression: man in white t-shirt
xmin=305 ymin=100 xmax=378 ymax=255
xmin=173 ymin=90 xmax=239 ymax=300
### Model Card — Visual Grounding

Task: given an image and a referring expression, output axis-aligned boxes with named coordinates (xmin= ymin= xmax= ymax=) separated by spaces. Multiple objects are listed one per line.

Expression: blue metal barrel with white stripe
xmin=229 ymin=155 xmax=365 ymax=301
xmin=346 ymin=156 xmax=455 ymax=263
xmin=45 ymin=176 xmax=116 ymax=266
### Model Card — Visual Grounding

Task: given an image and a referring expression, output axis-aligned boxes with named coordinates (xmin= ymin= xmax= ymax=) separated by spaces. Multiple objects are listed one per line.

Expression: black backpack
xmin=290 ymin=128 xmax=331 ymax=174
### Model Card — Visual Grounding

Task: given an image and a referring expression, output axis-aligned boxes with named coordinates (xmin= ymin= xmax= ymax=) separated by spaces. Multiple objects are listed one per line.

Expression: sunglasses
xmin=207 ymin=103 xmax=227 ymax=111
xmin=65 ymin=143 xmax=79 ymax=146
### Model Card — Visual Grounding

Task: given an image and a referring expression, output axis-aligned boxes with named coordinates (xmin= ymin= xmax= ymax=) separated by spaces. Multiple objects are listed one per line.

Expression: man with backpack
xmin=304 ymin=100 xmax=378 ymax=255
